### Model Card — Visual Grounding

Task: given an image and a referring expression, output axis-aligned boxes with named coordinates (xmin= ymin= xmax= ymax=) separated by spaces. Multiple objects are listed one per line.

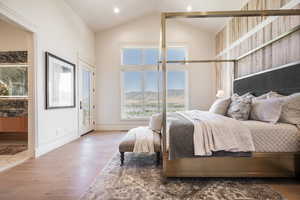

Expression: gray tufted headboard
xmin=233 ymin=61 xmax=300 ymax=96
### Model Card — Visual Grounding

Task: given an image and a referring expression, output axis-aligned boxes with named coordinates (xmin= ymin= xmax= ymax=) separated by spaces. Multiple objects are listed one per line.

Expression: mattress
xmin=241 ymin=120 xmax=300 ymax=152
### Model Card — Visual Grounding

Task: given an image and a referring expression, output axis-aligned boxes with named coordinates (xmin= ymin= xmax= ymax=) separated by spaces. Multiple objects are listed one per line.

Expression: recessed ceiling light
xmin=187 ymin=5 xmax=192 ymax=12
xmin=114 ymin=7 xmax=120 ymax=14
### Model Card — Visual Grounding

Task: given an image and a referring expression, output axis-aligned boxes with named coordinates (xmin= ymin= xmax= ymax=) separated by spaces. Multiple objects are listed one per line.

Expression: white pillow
xmin=149 ymin=113 xmax=162 ymax=133
xmin=260 ymin=92 xmax=300 ymax=125
xmin=250 ymin=98 xmax=284 ymax=123
xmin=268 ymin=91 xmax=285 ymax=99
xmin=209 ymin=97 xmax=231 ymax=115
xmin=279 ymin=93 xmax=300 ymax=125
xmin=253 ymin=91 xmax=279 ymax=101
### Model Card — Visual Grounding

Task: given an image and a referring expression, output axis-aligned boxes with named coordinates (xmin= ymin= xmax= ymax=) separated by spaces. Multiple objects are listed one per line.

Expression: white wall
xmin=95 ymin=14 xmax=216 ymax=130
xmin=0 ymin=0 xmax=95 ymax=156
xmin=0 ymin=20 xmax=32 ymax=51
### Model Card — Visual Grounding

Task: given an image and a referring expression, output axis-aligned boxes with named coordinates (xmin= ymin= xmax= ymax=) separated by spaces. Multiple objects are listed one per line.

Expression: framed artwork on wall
xmin=45 ymin=52 xmax=76 ymax=109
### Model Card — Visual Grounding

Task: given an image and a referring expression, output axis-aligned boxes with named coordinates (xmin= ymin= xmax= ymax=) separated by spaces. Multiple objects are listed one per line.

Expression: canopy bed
xmin=158 ymin=9 xmax=300 ymax=178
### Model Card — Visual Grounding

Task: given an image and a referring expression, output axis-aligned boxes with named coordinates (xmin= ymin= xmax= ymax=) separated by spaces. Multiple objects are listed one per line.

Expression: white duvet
xmin=178 ymin=110 xmax=255 ymax=156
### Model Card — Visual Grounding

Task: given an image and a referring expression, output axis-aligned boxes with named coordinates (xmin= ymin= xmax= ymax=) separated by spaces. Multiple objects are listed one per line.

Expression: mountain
xmin=125 ymin=89 xmax=184 ymax=101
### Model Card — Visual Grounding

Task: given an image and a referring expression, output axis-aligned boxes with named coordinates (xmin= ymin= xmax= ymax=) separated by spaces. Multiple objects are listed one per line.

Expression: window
xmin=0 ymin=65 xmax=28 ymax=97
xmin=167 ymin=71 xmax=186 ymax=113
xmin=121 ymin=47 xmax=187 ymax=119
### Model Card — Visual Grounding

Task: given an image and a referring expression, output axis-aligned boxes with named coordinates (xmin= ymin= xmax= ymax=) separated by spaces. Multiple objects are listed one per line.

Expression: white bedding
xmin=131 ymin=127 xmax=155 ymax=153
xmin=166 ymin=115 xmax=300 ymax=153
xmin=178 ymin=110 xmax=255 ymax=156
xmin=241 ymin=120 xmax=300 ymax=152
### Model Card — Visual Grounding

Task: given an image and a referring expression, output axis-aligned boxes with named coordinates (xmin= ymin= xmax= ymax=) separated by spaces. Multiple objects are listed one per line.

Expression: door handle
xmin=80 ymin=101 xmax=82 ymax=109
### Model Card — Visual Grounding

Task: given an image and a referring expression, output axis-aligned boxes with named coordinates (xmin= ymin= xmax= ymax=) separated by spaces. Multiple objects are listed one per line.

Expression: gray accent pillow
xmin=279 ymin=93 xmax=300 ymax=125
xmin=209 ymin=97 xmax=231 ymax=115
xmin=250 ymin=98 xmax=284 ymax=123
xmin=227 ymin=93 xmax=254 ymax=121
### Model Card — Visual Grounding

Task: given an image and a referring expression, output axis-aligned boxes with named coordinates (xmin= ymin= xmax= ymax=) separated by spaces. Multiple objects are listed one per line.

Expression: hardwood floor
xmin=0 ymin=150 xmax=29 ymax=172
xmin=0 ymin=131 xmax=299 ymax=200
xmin=0 ymin=131 xmax=125 ymax=200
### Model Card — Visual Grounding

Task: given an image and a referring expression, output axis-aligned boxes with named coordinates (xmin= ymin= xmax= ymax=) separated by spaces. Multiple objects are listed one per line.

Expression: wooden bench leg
xmin=156 ymin=152 xmax=161 ymax=166
xmin=120 ymin=152 xmax=125 ymax=166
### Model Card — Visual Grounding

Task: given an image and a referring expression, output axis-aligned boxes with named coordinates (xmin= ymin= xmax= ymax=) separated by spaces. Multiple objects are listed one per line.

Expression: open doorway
xmin=0 ymin=18 xmax=34 ymax=171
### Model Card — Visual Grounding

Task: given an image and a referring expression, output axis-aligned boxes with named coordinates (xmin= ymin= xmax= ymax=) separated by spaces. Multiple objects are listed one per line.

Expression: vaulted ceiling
xmin=65 ymin=0 xmax=249 ymax=33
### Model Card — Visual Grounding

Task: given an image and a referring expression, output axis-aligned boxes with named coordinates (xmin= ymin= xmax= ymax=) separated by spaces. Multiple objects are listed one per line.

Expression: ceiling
xmin=64 ymin=0 xmax=249 ymax=33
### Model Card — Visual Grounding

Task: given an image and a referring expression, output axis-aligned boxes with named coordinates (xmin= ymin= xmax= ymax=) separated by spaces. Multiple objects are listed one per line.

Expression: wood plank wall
xmin=215 ymin=0 xmax=300 ymax=92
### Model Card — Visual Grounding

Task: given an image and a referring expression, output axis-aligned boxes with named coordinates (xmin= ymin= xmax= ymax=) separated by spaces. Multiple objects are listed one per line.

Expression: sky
xmin=124 ymin=71 xmax=185 ymax=92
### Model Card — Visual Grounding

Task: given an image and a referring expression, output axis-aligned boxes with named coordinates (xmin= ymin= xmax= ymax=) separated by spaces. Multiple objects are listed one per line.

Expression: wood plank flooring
xmin=0 ymin=131 xmax=299 ymax=200
xmin=0 ymin=131 xmax=125 ymax=200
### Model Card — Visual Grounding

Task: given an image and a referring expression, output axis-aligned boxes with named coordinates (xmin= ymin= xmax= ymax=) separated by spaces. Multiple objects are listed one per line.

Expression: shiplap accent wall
xmin=215 ymin=0 xmax=300 ymax=94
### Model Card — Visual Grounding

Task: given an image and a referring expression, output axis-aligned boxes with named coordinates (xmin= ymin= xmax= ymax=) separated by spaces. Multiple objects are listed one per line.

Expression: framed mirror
xmin=45 ymin=52 xmax=76 ymax=109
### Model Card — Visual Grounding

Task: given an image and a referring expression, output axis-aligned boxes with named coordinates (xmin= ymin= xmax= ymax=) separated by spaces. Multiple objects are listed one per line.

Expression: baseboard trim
xmin=35 ymin=134 xmax=79 ymax=157
xmin=96 ymin=124 xmax=147 ymax=131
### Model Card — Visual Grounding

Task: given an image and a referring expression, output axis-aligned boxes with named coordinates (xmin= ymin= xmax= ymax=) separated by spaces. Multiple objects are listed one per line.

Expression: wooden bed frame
xmin=163 ymin=152 xmax=300 ymax=178
xmin=159 ymin=9 xmax=300 ymax=178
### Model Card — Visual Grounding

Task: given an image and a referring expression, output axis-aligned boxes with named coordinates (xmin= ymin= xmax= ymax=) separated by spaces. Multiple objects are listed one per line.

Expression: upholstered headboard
xmin=233 ymin=61 xmax=300 ymax=96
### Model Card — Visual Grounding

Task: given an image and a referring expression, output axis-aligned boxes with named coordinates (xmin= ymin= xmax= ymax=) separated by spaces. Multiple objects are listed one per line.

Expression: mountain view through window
xmin=121 ymin=47 xmax=187 ymax=119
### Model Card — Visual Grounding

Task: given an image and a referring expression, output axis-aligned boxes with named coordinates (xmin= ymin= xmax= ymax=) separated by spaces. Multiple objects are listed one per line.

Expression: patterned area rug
xmin=0 ymin=144 xmax=27 ymax=155
xmin=81 ymin=153 xmax=285 ymax=200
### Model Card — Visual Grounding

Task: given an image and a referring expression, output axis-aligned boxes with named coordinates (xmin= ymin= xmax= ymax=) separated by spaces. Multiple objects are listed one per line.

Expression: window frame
xmin=0 ymin=64 xmax=29 ymax=98
xmin=120 ymin=45 xmax=189 ymax=120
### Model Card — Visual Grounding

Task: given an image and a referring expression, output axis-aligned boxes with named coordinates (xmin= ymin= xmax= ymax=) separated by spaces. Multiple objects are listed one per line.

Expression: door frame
xmin=0 ymin=2 xmax=38 ymax=158
xmin=77 ymin=58 xmax=95 ymax=136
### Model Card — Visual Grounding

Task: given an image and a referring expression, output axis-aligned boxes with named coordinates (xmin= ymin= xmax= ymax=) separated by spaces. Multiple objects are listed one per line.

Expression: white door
xmin=79 ymin=62 xmax=95 ymax=135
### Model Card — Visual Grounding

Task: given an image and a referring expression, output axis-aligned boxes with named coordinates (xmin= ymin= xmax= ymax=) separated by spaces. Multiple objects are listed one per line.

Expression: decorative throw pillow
xmin=227 ymin=93 xmax=254 ymax=120
xmin=240 ymin=92 xmax=255 ymax=99
xmin=250 ymin=98 xmax=284 ymax=123
xmin=149 ymin=113 xmax=162 ymax=133
xmin=209 ymin=97 xmax=231 ymax=115
xmin=267 ymin=91 xmax=285 ymax=99
xmin=279 ymin=93 xmax=300 ymax=125
xmin=253 ymin=91 xmax=279 ymax=101
xmin=260 ymin=92 xmax=300 ymax=125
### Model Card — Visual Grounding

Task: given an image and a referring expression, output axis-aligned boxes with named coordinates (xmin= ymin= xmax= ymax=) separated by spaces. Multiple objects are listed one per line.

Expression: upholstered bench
xmin=119 ymin=130 xmax=161 ymax=166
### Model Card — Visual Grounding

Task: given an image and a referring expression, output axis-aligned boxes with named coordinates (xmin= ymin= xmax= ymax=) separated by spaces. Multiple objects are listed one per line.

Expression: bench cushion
xmin=119 ymin=130 xmax=161 ymax=152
